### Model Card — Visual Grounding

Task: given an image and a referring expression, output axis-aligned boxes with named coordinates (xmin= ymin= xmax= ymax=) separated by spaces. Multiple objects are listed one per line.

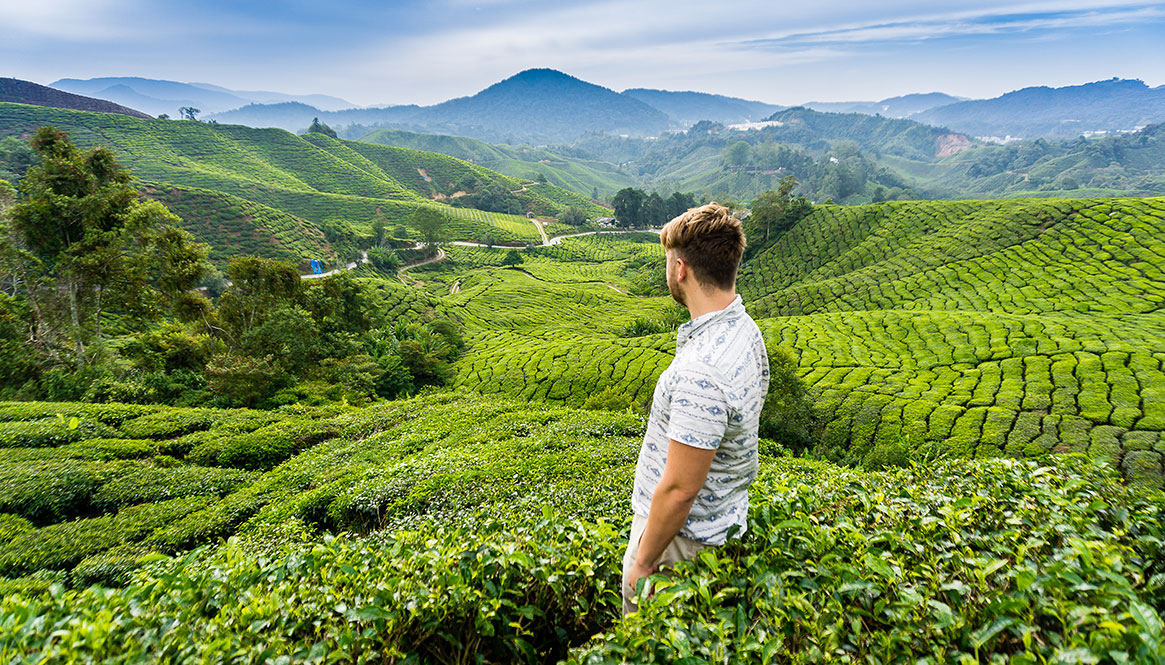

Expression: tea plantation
xmin=0 ymin=103 xmax=606 ymax=266
xmin=4 ymin=194 xmax=1165 ymax=662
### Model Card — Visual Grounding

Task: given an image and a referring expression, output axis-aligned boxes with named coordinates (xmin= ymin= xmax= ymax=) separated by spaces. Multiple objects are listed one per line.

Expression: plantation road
xmin=301 ymin=251 xmax=369 ymax=279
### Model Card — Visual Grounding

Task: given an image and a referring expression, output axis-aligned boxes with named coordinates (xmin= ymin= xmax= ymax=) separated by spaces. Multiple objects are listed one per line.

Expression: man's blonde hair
xmin=659 ymin=202 xmax=746 ymax=290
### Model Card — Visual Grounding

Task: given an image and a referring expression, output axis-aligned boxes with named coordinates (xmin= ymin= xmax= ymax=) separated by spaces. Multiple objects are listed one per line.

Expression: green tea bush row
xmin=186 ymin=418 xmax=340 ymax=470
xmin=571 ymin=456 xmax=1165 ymax=664
xmin=0 ymin=418 xmax=119 ymax=448
xmin=0 ymin=496 xmax=214 ymax=579
xmin=0 ymin=515 xmax=623 ymax=664
xmin=0 ymin=401 xmax=154 ymax=425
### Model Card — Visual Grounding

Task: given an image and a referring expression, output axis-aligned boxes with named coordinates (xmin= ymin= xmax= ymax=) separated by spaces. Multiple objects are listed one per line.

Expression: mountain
xmin=620 ymin=88 xmax=783 ymax=127
xmin=412 ymin=68 xmax=669 ymax=143
xmin=51 ymin=77 xmax=249 ymax=116
xmin=0 ymin=78 xmax=150 ymax=118
xmin=802 ymin=92 xmax=964 ymax=118
xmin=210 ymin=102 xmax=422 ymax=133
xmin=210 ymin=69 xmax=670 ymax=144
xmin=188 ymin=82 xmax=352 ymax=111
xmin=49 ymin=77 xmax=354 ymax=118
xmin=913 ymin=78 xmax=1165 ymax=139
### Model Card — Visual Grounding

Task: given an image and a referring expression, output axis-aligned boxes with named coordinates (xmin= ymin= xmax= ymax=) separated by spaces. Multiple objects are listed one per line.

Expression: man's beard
xmin=667 ymin=272 xmax=686 ymax=306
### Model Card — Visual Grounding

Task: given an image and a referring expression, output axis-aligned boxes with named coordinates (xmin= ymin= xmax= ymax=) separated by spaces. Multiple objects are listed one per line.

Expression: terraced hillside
xmin=0 ymin=103 xmax=605 ymax=265
xmin=3 ymin=395 xmax=1163 ymax=664
xmin=358 ymin=127 xmax=636 ymax=199
xmin=434 ymin=198 xmax=1165 ymax=487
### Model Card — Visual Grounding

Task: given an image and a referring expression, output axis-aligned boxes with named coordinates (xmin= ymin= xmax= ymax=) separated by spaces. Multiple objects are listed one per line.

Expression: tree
xmin=744 ymin=176 xmax=812 ymax=248
xmin=723 ymin=140 xmax=751 ymax=167
xmin=665 ymin=192 xmax=698 ymax=220
xmin=410 ymin=207 xmax=449 ymax=257
xmin=640 ymin=192 xmax=668 ymax=228
xmin=3 ymin=127 xmax=210 ymax=366
xmin=611 ymin=187 xmax=645 ymax=228
xmin=501 ymin=250 xmax=524 ymax=267
xmin=559 ymin=207 xmax=587 ymax=226
xmin=307 ymin=117 xmax=337 ymax=138
xmin=178 ymin=107 xmax=200 ymax=121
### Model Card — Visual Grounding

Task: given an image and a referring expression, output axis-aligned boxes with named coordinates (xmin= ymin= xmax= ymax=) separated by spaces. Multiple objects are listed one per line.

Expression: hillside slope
xmin=0 ymin=103 xmax=604 ymax=264
xmin=357 ymin=128 xmax=634 ymax=198
xmin=0 ymin=78 xmax=150 ymax=119
xmin=436 ymin=198 xmax=1165 ymax=488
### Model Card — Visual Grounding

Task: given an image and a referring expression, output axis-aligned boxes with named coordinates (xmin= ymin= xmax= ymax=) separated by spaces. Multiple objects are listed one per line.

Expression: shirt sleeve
xmin=665 ymin=364 xmax=730 ymax=450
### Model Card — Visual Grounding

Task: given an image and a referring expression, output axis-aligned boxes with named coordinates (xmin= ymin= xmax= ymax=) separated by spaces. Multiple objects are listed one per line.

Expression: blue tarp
xmin=310 ymin=259 xmax=322 ymax=274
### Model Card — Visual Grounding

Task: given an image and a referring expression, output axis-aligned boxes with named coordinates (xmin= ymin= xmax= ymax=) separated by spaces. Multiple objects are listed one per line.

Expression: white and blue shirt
xmin=631 ymin=295 xmax=770 ymax=545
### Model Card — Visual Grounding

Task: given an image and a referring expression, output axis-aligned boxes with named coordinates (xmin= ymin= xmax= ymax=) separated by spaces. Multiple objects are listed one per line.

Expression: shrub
xmin=570 ymin=456 xmax=1165 ymax=665
xmin=186 ymin=419 xmax=339 ymax=471
xmin=0 ymin=514 xmax=623 ymax=663
xmin=0 ymin=417 xmax=120 ymax=448
xmin=0 ymin=496 xmax=214 ymax=578
xmin=0 ymin=512 xmax=34 ymax=544
xmin=759 ymin=346 xmax=818 ymax=453
xmin=0 ymin=460 xmax=112 ymax=525
xmin=91 ymin=464 xmax=258 ymax=512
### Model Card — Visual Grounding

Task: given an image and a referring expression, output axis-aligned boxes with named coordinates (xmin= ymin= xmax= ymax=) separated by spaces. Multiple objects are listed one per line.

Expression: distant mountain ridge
xmin=0 ymin=78 xmax=150 ymax=119
xmin=913 ymin=78 xmax=1165 ymax=139
xmin=620 ymin=88 xmax=783 ymax=127
xmin=211 ymin=69 xmax=670 ymax=144
xmin=50 ymin=77 xmax=353 ymax=117
xmin=802 ymin=92 xmax=964 ymax=118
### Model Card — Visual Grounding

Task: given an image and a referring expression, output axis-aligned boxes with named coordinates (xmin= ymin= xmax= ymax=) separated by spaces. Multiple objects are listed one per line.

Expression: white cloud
xmin=0 ymin=0 xmax=139 ymax=42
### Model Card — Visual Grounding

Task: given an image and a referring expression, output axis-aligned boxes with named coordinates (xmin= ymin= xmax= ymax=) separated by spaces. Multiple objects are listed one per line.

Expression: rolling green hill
xmin=415 ymin=198 xmax=1165 ymax=490
xmin=0 ymin=103 xmax=607 ymax=265
xmin=356 ymin=128 xmax=635 ymax=200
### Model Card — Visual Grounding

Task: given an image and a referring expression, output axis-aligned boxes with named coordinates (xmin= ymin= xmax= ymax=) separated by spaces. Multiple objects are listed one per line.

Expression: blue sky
xmin=3 ymin=0 xmax=1163 ymax=107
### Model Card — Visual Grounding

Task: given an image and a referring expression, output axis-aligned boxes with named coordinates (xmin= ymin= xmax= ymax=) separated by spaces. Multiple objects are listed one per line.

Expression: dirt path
xmin=397 ymin=248 xmax=446 ymax=285
xmin=546 ymin=228 xmax=661 ymax=246
xmin=450 ymin=279 xmax=461 ymax=295
xmin=531 ymin=218 xmax=549 ymax=245
xmin=302 ymin=251 xmax=369 ymax=280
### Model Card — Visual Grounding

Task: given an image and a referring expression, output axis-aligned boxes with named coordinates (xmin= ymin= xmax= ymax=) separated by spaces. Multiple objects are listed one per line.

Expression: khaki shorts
xmin=621 ymin=513 xmax=709 ymax=615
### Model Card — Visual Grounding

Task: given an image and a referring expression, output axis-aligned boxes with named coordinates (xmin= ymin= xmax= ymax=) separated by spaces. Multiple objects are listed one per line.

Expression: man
xmin=623 ymin=202 xmax=770 ymax=615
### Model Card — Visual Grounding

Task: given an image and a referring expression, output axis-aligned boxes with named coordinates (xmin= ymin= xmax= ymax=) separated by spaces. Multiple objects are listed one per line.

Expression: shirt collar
xmin=676 ymin=294 xmax=744 ymax=346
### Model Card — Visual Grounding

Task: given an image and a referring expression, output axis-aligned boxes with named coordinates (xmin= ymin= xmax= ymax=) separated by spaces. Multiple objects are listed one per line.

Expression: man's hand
xmin=628 ymin=559 xmax=659 ymax=597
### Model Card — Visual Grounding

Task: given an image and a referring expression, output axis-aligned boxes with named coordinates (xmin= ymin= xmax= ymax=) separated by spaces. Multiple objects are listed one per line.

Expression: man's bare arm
xmin=628 ymin=439 xmax=716 ymax=586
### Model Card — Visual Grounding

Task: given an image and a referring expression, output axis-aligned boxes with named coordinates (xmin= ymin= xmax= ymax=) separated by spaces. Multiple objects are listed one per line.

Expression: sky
xmin=2 ymin=0 xmax=1164 ymax=108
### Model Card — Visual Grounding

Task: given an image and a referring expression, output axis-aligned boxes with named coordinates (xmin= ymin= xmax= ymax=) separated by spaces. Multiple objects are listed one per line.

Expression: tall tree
xmin=307 ymin=117 xmax=338 ymax=138
xmin=744 ymin=175 xmax=812 ymax=248
xmin=410 ymin=207 xmax=449 ymax=257
xmin=640 ymin=192 xmax=668 ymax=228
xmin=611 ymin=187 xmax=645 ymax=228
xmin=3 ymin=127 xmax=209 ymax=366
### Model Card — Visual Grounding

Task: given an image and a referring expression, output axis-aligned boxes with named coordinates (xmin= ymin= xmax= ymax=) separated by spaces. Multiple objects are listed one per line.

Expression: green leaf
xmin=971 ymin=618 xmax=1015 ymax=649
xmin=353 ymin=606 xmax=390 ymax=621
xmin=1131 ymin=601 xmax=1163 ymax=638
xmin=864 ymin=553 xmax=894 ymax=580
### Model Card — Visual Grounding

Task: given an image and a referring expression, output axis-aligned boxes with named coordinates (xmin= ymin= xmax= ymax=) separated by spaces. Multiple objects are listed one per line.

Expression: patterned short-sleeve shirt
xmin=631 ymin=295 xmax=770 ymax=545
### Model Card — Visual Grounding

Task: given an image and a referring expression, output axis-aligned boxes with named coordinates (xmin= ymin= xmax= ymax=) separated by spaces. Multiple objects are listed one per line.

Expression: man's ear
xmin=674 ymin=257 xmax=687 ymax=282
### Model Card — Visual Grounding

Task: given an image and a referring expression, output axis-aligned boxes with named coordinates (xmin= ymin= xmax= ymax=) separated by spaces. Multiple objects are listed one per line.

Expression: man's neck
xmin=684 ymin=288 xmax=737 ymax=320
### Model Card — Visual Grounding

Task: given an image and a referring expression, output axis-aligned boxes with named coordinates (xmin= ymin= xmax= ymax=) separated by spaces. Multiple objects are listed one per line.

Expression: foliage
xmin=306 ymin=117 xmax=337 ymax=139
xmin=571 ymin=457 xmax=1165 ymax=664
xmin=1 ymin=126 xmax=211 ymax=368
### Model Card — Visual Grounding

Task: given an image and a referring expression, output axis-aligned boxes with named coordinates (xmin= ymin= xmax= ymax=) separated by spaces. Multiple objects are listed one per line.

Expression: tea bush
xmin=570 ymin=457 xmax=1165 ymax=664
xmin=0 ymin=514 xmax=623 ymax=664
